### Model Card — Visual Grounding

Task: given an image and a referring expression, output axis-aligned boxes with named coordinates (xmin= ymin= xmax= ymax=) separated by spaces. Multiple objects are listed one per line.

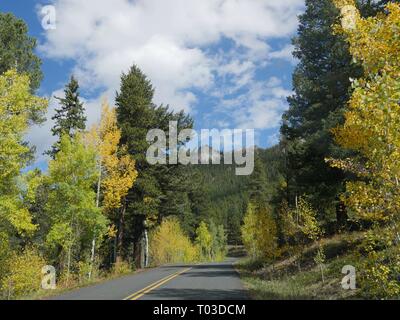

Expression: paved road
xmin=51 ymin=258 xmax=249 ymax=300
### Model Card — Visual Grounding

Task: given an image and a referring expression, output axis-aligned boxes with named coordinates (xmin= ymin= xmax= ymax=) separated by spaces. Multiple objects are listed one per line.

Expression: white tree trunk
xmin=144 ymin=229 xmax=149 ymax=267
xmin=89 ymin=168 xmax=102 ymax=279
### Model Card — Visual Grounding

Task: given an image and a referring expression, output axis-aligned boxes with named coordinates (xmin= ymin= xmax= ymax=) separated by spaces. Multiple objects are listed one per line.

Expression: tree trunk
xmin=66 ymin=245 xmax=72 ymax=285
xmin=320 ymin=264 xmax=325 ymax=283
xmin=89 ymin=169 xmax=102 ymax=279
xmin=144 ymin=229 xmax=149 ymax=267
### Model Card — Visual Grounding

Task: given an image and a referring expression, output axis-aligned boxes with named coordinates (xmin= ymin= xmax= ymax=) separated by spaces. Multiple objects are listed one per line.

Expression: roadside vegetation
xmin=237 ymin=0 xmax=400 ymax=300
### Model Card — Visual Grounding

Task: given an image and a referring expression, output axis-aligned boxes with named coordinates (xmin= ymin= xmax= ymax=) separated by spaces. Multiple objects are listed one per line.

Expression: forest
xmin=1 ymin=0 xmax=400 ymax=300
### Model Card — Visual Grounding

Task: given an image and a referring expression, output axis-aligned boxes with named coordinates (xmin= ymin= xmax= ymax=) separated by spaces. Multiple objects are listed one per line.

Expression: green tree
xmin=115 ymin=64 xmax=193 ymax=264
xmin=0 ymin=13 xmax=42 ymax=92
xmin=195 ymin=221 xmax=212 ymax=260
xmin=47 ymin=76 xmax=86 ymax=157
xmin=247 ymin=149 xmax=269 ymax=205
xmin=45 ymin=134 xmax=108 ymax=282
xmin=280 ymin=0 xmax=374 ymax=230
xmin=209 ymin=221 xmax=227 ymax=260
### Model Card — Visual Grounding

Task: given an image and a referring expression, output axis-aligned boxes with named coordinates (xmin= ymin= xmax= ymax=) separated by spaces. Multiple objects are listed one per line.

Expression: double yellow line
xmin=123 ymin=267 xmax=192 ymax=300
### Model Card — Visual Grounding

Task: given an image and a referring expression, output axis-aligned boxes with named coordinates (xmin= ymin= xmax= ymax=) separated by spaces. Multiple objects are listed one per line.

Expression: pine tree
xmin=115 ymin=64 xmax=193 ymax=264
xmin=280 ymin=0 xmax=373 ymax=229
xmin=0 ymin=13 xmax=43 ymax=92
xmin=247 ymin=149 xmax=269 ymax=205
xmin=47 ymin=76 xmax=86 ymax=157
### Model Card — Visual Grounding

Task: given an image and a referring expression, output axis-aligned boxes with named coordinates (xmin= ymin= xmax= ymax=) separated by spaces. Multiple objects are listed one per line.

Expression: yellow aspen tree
xmin=241 ymin=203 xmax=278 ymax=261
xmin=85 ymin=100 xmax=138 ymax=269
xmin=328 ymin=1 xmax=400 ymax=297
xmin=0 ymin=70 xmax=47 ymax=238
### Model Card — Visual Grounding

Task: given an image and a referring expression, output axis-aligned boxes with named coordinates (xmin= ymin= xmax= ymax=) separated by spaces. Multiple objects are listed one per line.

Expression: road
xmin=51 ymin=258 xmax=249 ymax=300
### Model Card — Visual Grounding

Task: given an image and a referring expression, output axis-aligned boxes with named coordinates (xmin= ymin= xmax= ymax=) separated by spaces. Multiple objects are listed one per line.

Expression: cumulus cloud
xmin=216 ymin=76 xmax=293 ymax=130
xmin=31 ymin=0 xmax=303 ymax=158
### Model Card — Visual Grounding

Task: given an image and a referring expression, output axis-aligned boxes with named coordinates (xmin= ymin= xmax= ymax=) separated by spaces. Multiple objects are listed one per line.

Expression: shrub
xmin=150 ymin=217 xmax=199 ymax=265
xmin=1 ymin=247 xmax=45 ymax=299
xmin=112 ymin=260 xmax=132 ymax=276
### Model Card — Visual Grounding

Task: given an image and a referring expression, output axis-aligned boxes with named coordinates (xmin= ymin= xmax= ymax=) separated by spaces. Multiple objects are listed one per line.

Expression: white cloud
xmin=269 ymin=44 xmax=297 ymax=64
xmin=39 ymin=0 xmax=302 ymax=103
xmin=216 ymin=76 xmax=293 ymax=130
xmin=32 ymin=0 xmax=303 ymax=157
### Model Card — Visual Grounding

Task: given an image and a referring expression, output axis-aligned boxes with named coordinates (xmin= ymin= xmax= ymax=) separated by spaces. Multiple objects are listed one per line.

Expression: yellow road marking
xmin=123 ymin=270 xmax=183 ymax=300
xmin=123 ymin=267 xmax=192 ymax=300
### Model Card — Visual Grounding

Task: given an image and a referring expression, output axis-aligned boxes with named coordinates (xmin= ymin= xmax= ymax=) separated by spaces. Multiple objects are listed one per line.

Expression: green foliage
xmin=209 ymin=221 xmax=228 ymax=261
xmin=45 ymin=134 xmax=108 ymax=275
xmin=0 ymin=13 xmax=42 ymax=92
xmin=0 ymin=232 xmax=10 ymax=285
xmin=280 ymin=0 xmax=370 ymax=228
xmin=115 ymin=64 xmax=194 ymax=261
xmin=195 ymin=221 xmax=213 ymax=260
xmin=47 ymin=76 xmax=86 ymax=157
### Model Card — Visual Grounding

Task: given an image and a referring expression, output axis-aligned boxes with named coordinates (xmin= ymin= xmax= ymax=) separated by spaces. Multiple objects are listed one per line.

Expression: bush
xmin=150 ymin=217 xmax=199 ymax=265
xmin=112 ymin=260 xmax=132 ymax=276
xmin=1 ymin=247 xmax=45 ymax=299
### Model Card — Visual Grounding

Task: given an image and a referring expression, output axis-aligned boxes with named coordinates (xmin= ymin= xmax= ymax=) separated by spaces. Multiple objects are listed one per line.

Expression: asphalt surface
xmin=51 ymin=258 xmax=249 ymax=300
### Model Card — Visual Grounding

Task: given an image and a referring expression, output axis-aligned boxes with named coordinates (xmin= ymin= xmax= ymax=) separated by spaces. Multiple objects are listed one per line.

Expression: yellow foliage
xmin=296 ymin=198 xmax=322 ymax=241
xmin=150 ymin=217 xmax=199 ymax=265
xmin=241 ymin=203 xmax=278 ymax=261
xmin=329 ymin=2 xmax=400 ymax=223
xmin=1 ymin=247 xmax=45 ymax=299
xmin=280 ymin=197 xmax=322 ymax=243
xmin=86 ymin=100 xmax=138 ymax=211
xmin=112 ymin=260 xmax=132 ymax=276
xmin=0 ymin=70 xmax=47 ymax=236
xmin=330 ymin=1 xmax=400 ymax=297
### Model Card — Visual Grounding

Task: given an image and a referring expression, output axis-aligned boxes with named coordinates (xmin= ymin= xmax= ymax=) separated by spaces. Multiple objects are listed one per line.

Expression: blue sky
xmin=0 ymin=0 xmax=304 ymax=169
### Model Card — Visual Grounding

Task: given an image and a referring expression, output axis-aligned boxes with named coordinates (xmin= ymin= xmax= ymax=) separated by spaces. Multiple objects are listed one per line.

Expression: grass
xmin=236 ymin=232 xmax=364 ymax=300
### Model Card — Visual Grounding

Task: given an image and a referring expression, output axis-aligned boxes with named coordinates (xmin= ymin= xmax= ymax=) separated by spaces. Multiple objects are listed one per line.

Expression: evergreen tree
xmin=280 ymin=0 xmax=370 ymax=228
xmin=115 ymin=65 xmax=193 ymax=263
xmin=47 ymin=76 xmax=86 ymax=157
xmin=0 ymin=13 xmax=43 ymax=92
xmin=247 ymin=149 xmax=269 ymax=205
